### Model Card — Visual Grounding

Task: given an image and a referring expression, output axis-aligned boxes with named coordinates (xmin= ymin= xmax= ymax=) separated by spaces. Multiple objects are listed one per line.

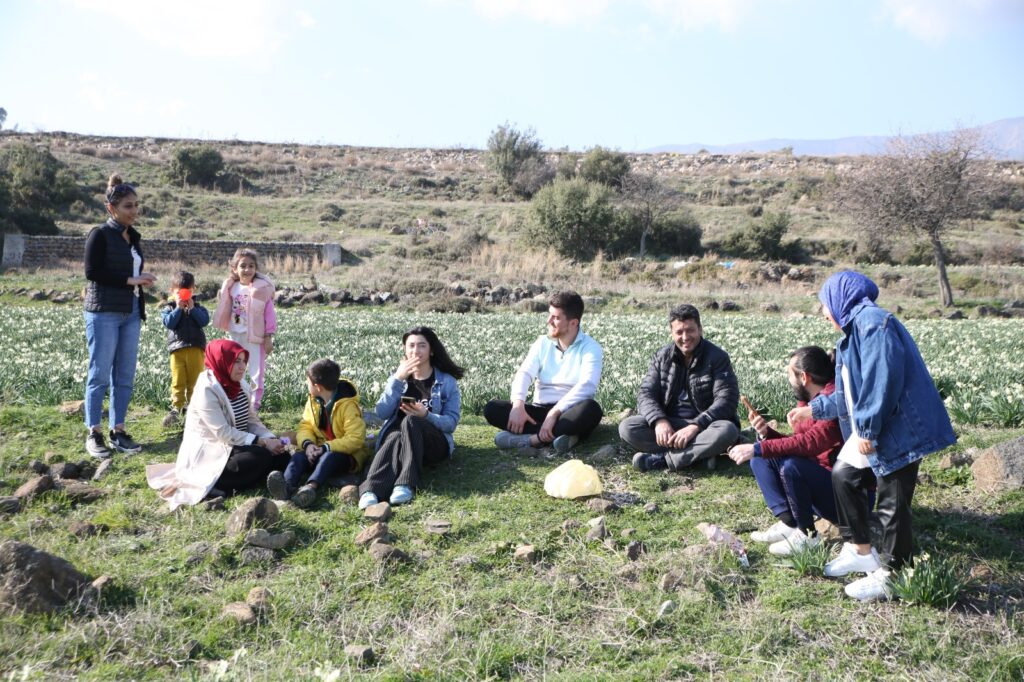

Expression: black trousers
xmin=360 ymin=416 xmax=449 ymax=499
xmin=483 ymin=398 xmax=604 ymax=443
xmin=215 ymin=443 xmax=289 ymax=497
xmin=832 ymin=460 xmax=920 ymax=570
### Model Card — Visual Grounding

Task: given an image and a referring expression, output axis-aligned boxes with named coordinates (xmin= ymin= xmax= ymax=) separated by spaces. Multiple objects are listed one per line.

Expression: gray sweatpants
xmin=618 ymin=415 xmax=739 ymax=470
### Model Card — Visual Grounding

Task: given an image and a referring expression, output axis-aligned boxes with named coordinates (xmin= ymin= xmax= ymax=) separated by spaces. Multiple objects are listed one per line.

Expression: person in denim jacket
xmin=790 ymin=270 xmax=956 ymax=602
xmin=358 ymin=326 xmax=464 ymax=509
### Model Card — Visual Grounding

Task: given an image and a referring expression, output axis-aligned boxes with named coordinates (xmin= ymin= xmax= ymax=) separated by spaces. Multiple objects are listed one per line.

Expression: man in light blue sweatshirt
xmin=484 ymin=291 xmax=604 ymax=453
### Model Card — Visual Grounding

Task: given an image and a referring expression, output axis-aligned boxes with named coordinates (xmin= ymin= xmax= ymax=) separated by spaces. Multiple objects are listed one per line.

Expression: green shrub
xmin=166 ymin=145 xmax=225 ymax=188
xmin=578 ymin=146 xmax=631 ymax=188
xmin=510 ymin=156 xmax=555 ymax=198
xmin=529 ymin=178 xmax=614 ymax=260
xmin=0 ymin=142 xmax=79 ymax=234
xmin=486 ymin=123 xmax=543 ymax=190
xmin=608 ymin=209 xmax=702 ymax=257
xmin=555 ymin=151 xmax=579 ymax=180
xmin=889 ymin=552 xmax=969 ymax=608
xmin=722 ymin=210 xmax=800 ymax=260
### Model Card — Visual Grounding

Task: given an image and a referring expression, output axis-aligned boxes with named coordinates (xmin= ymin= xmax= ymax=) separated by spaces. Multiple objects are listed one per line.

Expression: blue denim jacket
xmin=375 ymin=369 xmax=461 ymax=454
xmin=810 ymin=303 xmax=956 ymax=476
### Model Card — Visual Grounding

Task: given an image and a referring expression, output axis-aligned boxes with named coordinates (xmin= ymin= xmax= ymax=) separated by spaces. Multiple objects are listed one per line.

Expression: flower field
xmin=1 ymin=305 xmax=1023 ymax=427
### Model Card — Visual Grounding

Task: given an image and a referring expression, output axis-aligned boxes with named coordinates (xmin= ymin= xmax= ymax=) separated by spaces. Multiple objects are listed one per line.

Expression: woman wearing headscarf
xmin=146 ymin=339 xmax=289 ymax=510
xmin=790 ymin=270 xmax=955 ymax=601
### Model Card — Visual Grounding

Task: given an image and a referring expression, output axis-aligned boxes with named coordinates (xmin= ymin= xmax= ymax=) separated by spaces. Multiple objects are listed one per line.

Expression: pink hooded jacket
xmin=212 ymin=275 xmax=277 ymax=344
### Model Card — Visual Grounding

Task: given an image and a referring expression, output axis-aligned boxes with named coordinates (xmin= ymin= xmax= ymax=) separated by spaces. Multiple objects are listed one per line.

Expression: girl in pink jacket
xmin=213 ymin=248 xmax=277 ymax=411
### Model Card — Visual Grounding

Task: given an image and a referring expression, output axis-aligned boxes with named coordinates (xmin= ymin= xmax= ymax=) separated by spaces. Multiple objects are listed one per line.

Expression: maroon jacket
xmin=759 ymin=383 xmax=843 ymax=470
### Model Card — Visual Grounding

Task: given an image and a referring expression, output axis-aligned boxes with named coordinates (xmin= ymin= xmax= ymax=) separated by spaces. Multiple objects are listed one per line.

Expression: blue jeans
xmin=84 ymin=310 xmax=141 ymax=430
xmin=750 ymin=456 xmax=838 ymax=529
xmin=284 ymin=450 xmax=350 ymax=488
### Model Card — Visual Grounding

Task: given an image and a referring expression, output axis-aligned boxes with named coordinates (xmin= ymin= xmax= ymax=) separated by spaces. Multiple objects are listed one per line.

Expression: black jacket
xmin=161 ymin=302 xmax=210 ymax=353
xmin=636 ymin=338 xmax=740 ymax=429
xmin=83 ymin=219 xmax=146 ymax=320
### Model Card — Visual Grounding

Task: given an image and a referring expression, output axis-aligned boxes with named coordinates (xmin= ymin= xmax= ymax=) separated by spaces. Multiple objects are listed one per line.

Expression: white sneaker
xmin=751 ymin=520 xmax=795 ymax=543
xmin=495 ymin=431 xmax=532 ymax=449
xmin=824 ymin=543 xmax=881 ymax=577
xmin=845 ymin=568 xmax=891 ymax=601
xmin=769 ymin=529 xmax=821 ymax=556
xmin=358 ymin=492 xmax=378 ymax=510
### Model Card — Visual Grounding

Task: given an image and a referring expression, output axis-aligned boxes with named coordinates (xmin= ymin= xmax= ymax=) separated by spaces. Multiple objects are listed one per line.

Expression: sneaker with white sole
xmin=389 ymin=485 xmax=414 ymax=505
xmin=552 ymin=434 xmax=579 ymax=454
xmin=266 ymin=471 xmax=292 ymax=501
xmin=845 ymin=568 xmax=891 ymax=601
xmin=751 ymin=520 xmax=796 ymax=543
xmin=769 ymin=528 xmax=821 ymax=556
xmin=85 ymin=431 xmax=112 ymax=460
xmin=495 ymin=431 xmax=533 ymax=449
xmin=632 ymin=452 xmax=668 ymax=472
xmin=358 ymin=492 xmax=379 ymax=510
xmin=291 ymin=484 xmax=317 ymax=509
xmin=824 ymin=543 xmax=882 ymax=577
xmin=109 ymin=430 xmax=142 ymax=454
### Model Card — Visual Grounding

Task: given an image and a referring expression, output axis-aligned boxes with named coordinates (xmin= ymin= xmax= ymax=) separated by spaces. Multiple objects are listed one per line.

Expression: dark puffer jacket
xmin=83 ymin=219 xmax=146 ymax=320
xmin=161 ymin=302 xmax=210 ymax=353
xmin=636 ymin=338 xmax=740 ymax=429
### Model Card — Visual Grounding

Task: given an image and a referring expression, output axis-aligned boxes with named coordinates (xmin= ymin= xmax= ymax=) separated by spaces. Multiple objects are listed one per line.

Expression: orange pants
xmin=169 ymin=347 xmax=205 ymax=410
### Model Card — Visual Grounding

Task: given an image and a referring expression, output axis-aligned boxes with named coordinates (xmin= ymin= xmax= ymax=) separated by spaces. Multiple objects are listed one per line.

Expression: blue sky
xmin=1 ymin=0 xmax=1022 ymax=150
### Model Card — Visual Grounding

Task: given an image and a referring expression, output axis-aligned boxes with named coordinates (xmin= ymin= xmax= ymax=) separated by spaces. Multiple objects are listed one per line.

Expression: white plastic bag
xmin=544 ymin=459 xmax=603 ymax=499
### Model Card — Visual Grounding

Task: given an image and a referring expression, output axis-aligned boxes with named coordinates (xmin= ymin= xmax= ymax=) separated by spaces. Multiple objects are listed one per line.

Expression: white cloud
xmin=462 ymin=0 xmax=756 ymax=30
xmin=469 ymin=0 xmax=611 ymax=24
xmin=643 ymin=0 xmax=756 ymax=32
xmin=297 ymin=10 xmax=316 ymax=28
xmin=880 ymin=0 xmax=1024 ymax=42
xmin=70 ymin=0 xmax=296 ymax=58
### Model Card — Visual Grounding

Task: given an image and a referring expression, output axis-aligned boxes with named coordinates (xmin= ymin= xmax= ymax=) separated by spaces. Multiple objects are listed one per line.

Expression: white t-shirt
xmin=131 ymin=246 xmax=142 ymax=297
xmin=229 ymin=281 xmax=251 ymax=334
xmin=837 ymin=364 xmax=871 ymax=469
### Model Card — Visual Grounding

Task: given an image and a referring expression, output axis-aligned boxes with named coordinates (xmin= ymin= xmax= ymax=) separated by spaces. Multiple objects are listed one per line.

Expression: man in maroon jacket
xmin=728 ymin=346 xmax=843 ymax=556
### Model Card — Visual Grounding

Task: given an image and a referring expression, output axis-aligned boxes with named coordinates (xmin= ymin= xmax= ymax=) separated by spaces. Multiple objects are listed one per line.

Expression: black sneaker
xmin=291 ymin=484 xmax=317 ymax=509
xmin=109 ymin=430 xmax=142 ymax=454
xmin=85 ymin=431 xmax=112 ymax=460
xmin=266 ymin=471 xmax=292 ymax=501
xmin=632 ymin=452 xmax=667 ymax=472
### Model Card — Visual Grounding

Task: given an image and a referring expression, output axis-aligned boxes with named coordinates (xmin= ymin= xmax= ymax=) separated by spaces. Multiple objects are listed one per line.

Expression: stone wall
xmin=2 ymin=234 xmax=348 ymax=269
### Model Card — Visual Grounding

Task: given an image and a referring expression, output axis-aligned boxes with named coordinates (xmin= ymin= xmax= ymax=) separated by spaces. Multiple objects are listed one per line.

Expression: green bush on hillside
xmin=530 ymin=178 xmax=614 ymax=260
xmin=166 ymin=145 xmax=225 ymax=188
xmin=0 ymin=142 xmax=79 ymax=234
xmin=486 ymin=123 xmax=543 ymax=194
xmin=578 ymin=146 xmax=631 ymax=189
xmin=608 ymin=209 xmax=702 ymax=257
xmin=722 ymin=210 xmax=801 ymax=261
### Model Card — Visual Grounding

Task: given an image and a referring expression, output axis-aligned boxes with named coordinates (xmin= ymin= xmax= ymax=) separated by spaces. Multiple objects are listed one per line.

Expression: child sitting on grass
xmin=160 ymin=271 xmax=210 ymax=427
xmin=267 ymin=359 xmax=368 ymax=508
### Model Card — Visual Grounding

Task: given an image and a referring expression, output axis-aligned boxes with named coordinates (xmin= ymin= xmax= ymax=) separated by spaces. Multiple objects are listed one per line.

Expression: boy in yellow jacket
xmin=267 ymin=359 xmax=367 ymax=508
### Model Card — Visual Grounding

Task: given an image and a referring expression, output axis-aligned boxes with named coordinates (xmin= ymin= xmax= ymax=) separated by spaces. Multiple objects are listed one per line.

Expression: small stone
xmin=203 ymin=496 xmax=225 ymax=511
xmin=344 ymin=644 xmax=375 ymax=664
xmin=939 ymin=450 xmax=975 ymax=470
xmin=184 ymin=541 xmax=213 ymax=566
xmin=0 ymin=541 xmax=95 ymax=614
xmin=656 ymin=600 xmax=676 ymax=618
xmin=969 ymin=564 xmax=993 ymax=581
xmin=246 ymin=586 xmax=272 ymax=610
xmin=338 ymin=485 xmax=360 ymax=505
xmin=92 ymin=459 xmax=113 ymax=481
xmin=586 ymin=517 xmax=609 ymax=542
xmin=91 ymin=575 xmax=112 ymax=592
xmin=586 ymin=498 xmax=620 ymax=514
xmin=452 ymin=554 xmax=476 ymax=567
xmin=239 ymin=546 xmax=277 ymax=565
xmin=49 ymin=462 xmax=80 ymax=480
xmin=14 ymin=475 xmax=54 ymax=501
xmin=368 ymin=543 xmax=409 ymax=563
xmin=69 ymin=521 xmax=107 ymax=538
xmin=355 ymin=522 xmax=391 ymax=546
xmin=363 ymin=501 xmax=393 ymax=522
xmin=621 ymin=528 xmax=636 ymax=538
xmin=561 ymin=519 xmax=582 ymax=532
xmin=643 ymin=503 xmax=659 ymax=514
xmin=425 ymin=518 xmax=452 ymax=535
xmin=589 ymin=444 xmax=619 ymax=465
xmin=75 ymin=461 xmax=97 ymax=480
xmin=660 ymin=571 xmax=683 ymax=591
xmin=514 ymin=544 xmax=537 ymax=563
xmin=225 ymin=497 xmax=280 ymax=535
xmin=28 ymin=460 xmax=48 ymax=475
xmin=244 ymin=529 xmax=295 ymax=550
xmin=814 ymin=518 xmax=842 ymax=542
xmin=55 ymin=482 xmax=106 ymax=503
xmin=58 ymin=400 xmax=85 ymax=416
xmin=626 ymin=540 xmax=645 ymax=561
xmin=222 ymin=602 xmax=257 ymax=626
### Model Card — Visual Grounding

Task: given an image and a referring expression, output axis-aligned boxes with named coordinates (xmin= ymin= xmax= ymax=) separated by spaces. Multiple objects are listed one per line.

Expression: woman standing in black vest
xmin=82 ymin=174 xmax=157 ymax=459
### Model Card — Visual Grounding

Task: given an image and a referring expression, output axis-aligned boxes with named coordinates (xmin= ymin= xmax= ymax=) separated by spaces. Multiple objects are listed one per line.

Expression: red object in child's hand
xmin=177 ymin=288 xmax=192 ymax=302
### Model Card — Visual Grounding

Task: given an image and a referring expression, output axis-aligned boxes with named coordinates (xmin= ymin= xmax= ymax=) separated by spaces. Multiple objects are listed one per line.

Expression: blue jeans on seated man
xmin=750 ymin=455 xmax=838 ymax=530
xmin=84 ymin=310 xmax=142 ymax=429
xmin=284 ymin=450 xmax=351 ymax=489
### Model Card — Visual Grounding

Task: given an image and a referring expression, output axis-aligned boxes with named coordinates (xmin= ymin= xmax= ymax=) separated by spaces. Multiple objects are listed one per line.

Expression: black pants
xmin=215 ymin=444 xmax=289 ymax=497
xmin=483 ymin=399 xmax=604 ymax=443
xmin=832 ymin=460 xmax=920 ymax=570
xmin=360 ymin=416 xmax=449 ymax=499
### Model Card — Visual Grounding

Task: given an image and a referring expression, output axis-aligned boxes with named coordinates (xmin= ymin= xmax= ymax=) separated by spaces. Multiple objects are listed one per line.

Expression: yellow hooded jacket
xmin=296 ymin=378 xmax=368 ymax=472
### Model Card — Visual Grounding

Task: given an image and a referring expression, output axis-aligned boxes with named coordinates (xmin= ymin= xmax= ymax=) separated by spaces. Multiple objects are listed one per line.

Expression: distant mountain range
xmin=645 ymin=116 xmax=1024 ymax=160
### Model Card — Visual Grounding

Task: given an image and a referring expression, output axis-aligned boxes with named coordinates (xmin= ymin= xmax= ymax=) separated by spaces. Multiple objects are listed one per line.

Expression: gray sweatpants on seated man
xmin=618 ymin=415 xmax=739 ymax=469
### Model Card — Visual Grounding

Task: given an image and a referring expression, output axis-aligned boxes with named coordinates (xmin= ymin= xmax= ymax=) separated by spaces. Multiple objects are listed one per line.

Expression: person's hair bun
xmin=107 ymin=173 xmax=124 ymax=189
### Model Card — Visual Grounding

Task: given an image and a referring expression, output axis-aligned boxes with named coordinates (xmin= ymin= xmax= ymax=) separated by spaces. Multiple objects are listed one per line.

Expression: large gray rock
xmin=14 ymin=475 xmax=53 ymax=501
xmin=0 ymin=541 xmax=94 ymax=614
xmin=972 ymin=437 xmax=1024 ymax=493
xmin=226 ymin=497 xmax=280 ymax=535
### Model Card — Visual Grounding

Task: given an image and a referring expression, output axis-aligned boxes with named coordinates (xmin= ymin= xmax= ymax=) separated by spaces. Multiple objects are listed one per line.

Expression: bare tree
xmin=837 ymin=128 xmax=994 ymax=306
xmin=621 ymin=172 xmax=680 ymax=259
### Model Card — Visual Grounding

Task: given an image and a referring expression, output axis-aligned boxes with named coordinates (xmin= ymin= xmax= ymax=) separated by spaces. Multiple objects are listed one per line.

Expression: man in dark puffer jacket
xmin=620 ymin=304 xmax=740 ymax=471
